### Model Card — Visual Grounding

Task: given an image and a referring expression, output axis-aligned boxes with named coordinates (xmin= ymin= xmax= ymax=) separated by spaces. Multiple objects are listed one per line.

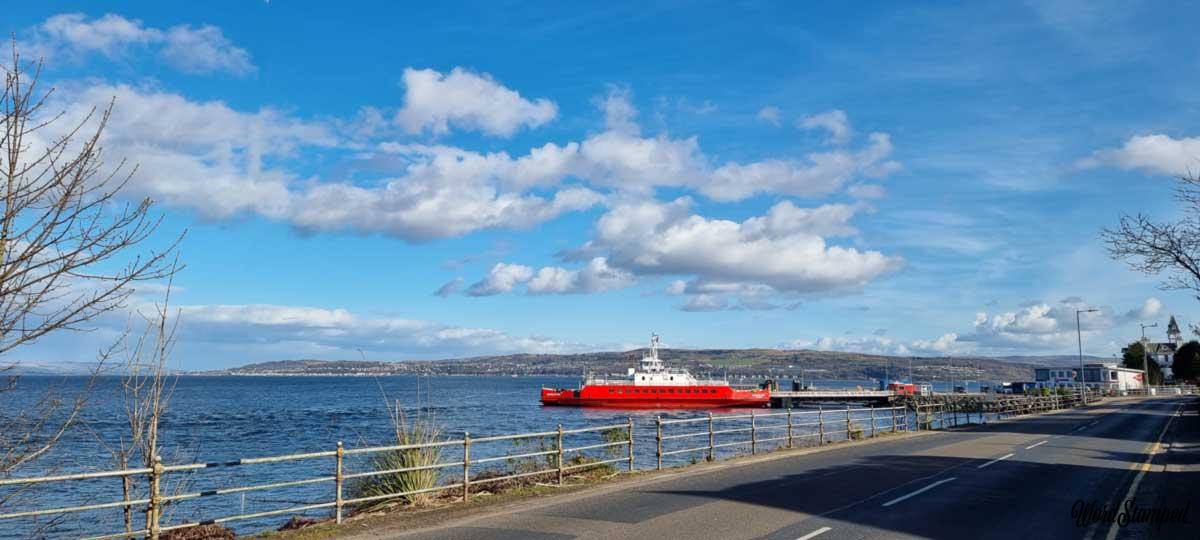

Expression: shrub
xmin=506 ymin=436 xmax=556 ymax=475
xmin=350 ymin=402 xmax=443 ymax=508
xmin=163 ymin=524 xmax=236 ymax=540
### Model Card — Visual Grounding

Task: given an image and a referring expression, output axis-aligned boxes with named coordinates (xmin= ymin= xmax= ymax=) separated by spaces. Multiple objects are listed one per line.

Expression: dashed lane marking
xmin=976 ymin=453 xmax=1015 ymax=469
xmin=881 ymin=478 xmax=957 ymax=507
xmin=795 ymin=526 xmax=832 ymax=540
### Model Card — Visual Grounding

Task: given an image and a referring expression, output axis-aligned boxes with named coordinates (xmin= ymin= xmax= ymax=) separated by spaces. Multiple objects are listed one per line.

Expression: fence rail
xmin=5 ymin=386 xmax=1187 ymax=539
xmin=654 ymin=406 xmax=908 ymax=469
xmin=1 ymin=418 xmax=637 ymax=540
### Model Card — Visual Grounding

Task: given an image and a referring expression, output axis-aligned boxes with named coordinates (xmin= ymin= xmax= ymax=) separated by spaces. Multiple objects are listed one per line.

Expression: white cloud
xmin=158 ymin=24 xmax=255 ymax=75
xmin=464 ymin=258 xmax=634 ymax=296
xmin=1083 ymin=134 xmax=1200 ymax=176
xmin=394 ymin=67 xmax=557 ymax=137
xmin=433 ymin=278 xmax=463 ymax=297
xmin=595 ymin=86 xmax=640 ymax=134
xmin=681 ymin=294 xmax=729 ymax=312
xmin=1125 ymin=297 xmax=1163 ymax=321
xmin=40 ymin=79 xmax=894 ymax=243
xmin=25 ymin=13 xmax=255 ymax=75
xmin=580 ymin=91 xmax=899 ymax=201
xmin=507 ymin=89 xmax=899 ymax=202
xmin=588 ymin=198 xmax=900 ymax=294
xmin=847 ymin=183 xmax=886 ymax=199
xmin=798 ymin=109 xmax=853 ymax=145
xmin=959 ymin=296 xmax=1165 ymax=351
xmin=789 ymin=333 xmax=969 ymax=357
xmin=527 ymin=258 xmax=635 ymax=294
xmin=48 ymin=86 xmax=600 ymax=240
xmin=173 ymin=303 xmax=592 ymax=359
xmin=55 ymin=83 xmax=333 ymax=219
xmin=756 ymin=106 xmax=781 ymax=126
xmin=466 ymin=263 xmax=534 ymax=296
xmin=492 ymin=198 xmax=898 ymax=308
xmin=702 ymin=133 xmax=899 ymax=201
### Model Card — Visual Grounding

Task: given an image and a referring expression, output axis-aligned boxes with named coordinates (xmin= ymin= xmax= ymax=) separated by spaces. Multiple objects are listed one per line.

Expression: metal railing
xmin=1115 ymin=385 xmax=1198 ymax=397
xmin=653 ymin=405 xmax=908 ymax=469
xmin=0 ymin=419 xmax=635 ymax=540
xmin=914 ymin=391 xmax=1100 ymax=430
xmin=10 ymin=385 xmax=1173 ymax=539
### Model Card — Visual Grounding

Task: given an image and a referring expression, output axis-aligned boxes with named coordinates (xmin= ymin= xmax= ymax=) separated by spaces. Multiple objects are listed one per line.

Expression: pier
xmin=769 ymin=389 xmax=894 ymax=407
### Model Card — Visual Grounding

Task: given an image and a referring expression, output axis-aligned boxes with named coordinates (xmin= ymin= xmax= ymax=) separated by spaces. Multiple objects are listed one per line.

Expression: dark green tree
xmin=1122 ymin=341 xmax=1146 ymax=366
xmin=1172 ymin=341 xmax=1200 ymax=382
xmin=1121 ymin=341 xmax=1165 ymax=385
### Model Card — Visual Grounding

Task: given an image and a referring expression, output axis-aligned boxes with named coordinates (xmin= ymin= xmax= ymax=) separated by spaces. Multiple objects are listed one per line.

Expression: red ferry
xmin=540 ymin=334 xmax=770 ymax=408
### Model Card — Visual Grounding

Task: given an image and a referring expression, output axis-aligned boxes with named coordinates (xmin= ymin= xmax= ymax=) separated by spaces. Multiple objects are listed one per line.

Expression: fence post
xmin=786 ymin=407 xmax=793 ymax=449
xmin=750 ymin=411 xmax=757 ymax=455
xmin=462 ymin=432 xmax=471 ymax=503
xmin=818 ymin=405 xmax=824 ymax=445
xmin=871 ymin=406 xmax=877 ymax=438
xmin=707 ymin=412 xmax=714 ymax=462
xmin=938 ymin=406 xmax=945 ymax=429
xmin=656 ymin=416 xmax=663 ymax=471
xmin=890 ymin=406 xmax=898 ymax=433
xmin=335 ymin=441 xmax=344 ymax=524
xmin=557 ymin=424 xmax=565 ymax=486
xmin=627 ymin=417 xmax=635 ymax=472
xmin=148 ymin=455 xmax=163 ymax=540
xmin=845 ymin=404 xmax=852 ymax=440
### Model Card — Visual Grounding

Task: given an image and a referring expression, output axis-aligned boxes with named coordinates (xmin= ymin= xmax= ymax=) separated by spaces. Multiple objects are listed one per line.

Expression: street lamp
xmin=1141 ymin=322 xmax=1158 ymax=392
xmin=1077 ymin=309 xmax=1099 ymax=402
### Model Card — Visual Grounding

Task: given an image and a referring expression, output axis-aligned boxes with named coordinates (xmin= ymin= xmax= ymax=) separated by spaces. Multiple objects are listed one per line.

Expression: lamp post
xmin=1077 ymin=309 xmax=1099 ymax=402
xmin=1141 ymin=323 xmax=1158 ymax=392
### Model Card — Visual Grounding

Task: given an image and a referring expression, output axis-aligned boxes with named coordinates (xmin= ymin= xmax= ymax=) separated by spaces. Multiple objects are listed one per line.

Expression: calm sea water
xmin=1 ymin=375 xmax=958 ymax=538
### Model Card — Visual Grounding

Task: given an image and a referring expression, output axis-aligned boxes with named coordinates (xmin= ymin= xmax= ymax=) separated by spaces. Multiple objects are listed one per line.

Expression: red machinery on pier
xmin=540 ymin=334 xmax=770 ymax=408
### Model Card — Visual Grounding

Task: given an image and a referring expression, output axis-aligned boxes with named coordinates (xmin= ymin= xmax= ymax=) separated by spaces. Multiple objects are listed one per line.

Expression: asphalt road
xmin=382 ymin=396 xmax=1198 ymax=540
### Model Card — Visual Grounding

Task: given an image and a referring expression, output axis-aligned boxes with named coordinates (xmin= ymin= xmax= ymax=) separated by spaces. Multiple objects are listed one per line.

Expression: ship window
xmin=670 ymin=376 xmax=674 ymax=381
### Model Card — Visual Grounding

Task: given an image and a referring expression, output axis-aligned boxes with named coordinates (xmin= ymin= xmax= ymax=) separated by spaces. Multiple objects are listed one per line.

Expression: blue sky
xmin=6 ymin=1 xmax=1200 ymax=368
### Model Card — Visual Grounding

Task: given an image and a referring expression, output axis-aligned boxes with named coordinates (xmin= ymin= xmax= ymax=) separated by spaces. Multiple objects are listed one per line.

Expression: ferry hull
xmin=541 ymin=385 xmax=769 ymax=408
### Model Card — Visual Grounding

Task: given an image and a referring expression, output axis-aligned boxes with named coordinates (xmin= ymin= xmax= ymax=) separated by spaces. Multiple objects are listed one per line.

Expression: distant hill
xmin=6 ymin=360 xmax=172 ymax=376
xmin=206 ymin=349 xmax=1111 ymax=383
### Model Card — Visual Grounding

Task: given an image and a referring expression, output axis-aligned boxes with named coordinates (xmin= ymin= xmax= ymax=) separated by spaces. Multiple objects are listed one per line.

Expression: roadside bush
xmin=350 ymin=402 xmax=443 ymax=508
xmin=506 ymin=436 xmax=556 ymax=475
xmin=848 ymin=421 xmax=865 ymax=440
xmin=163 ymin=524 xmax=236 ymax=540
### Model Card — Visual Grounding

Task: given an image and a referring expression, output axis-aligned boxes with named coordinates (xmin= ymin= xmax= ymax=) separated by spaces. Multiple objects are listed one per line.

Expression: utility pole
xmin=1141 ymin=322 xmax=1158 ymax=390
xmin=1077 ymin=309 xmax=1099 ymax=402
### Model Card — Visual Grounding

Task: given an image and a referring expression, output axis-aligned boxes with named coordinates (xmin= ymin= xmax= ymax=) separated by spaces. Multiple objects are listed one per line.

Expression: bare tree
xmin=1102 ymin=173 xmax=1200 ymax=309
xmin=0 ymin=39 xmax=180 ymax=488
xmin=95 ymin=269 xmax=181 ymax=535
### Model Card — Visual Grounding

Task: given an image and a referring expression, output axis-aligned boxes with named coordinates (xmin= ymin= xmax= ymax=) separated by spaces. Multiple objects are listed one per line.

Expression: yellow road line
xmin=1101 ymin=402 xmax=1183 ymax=540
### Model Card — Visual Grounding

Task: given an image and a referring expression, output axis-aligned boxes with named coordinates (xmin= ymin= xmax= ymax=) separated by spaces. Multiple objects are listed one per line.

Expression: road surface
xmin=368 ymin=396 xmax=1198 ymax=540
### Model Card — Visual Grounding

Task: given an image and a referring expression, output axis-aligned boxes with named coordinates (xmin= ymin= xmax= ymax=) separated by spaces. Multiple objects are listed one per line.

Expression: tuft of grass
xmin=848 ymin=421 xmax=865 ymax=440
xmin=351 ymin=400 xmax=443 ymax=508
xmin=506 ymin=435 xmax=556 ymax=475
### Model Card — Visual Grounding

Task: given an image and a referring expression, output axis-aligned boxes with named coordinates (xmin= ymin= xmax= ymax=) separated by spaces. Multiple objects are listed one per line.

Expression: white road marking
xmin=1025 ymin=440 xmax=1048 ymax=450
xmin=881 ymin=477 xmax=957 ymax=507
xmin=795 ymin=526 xmax=832 ymax=540
xmin=976 ymin=453 xmax=1015 ymax=469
